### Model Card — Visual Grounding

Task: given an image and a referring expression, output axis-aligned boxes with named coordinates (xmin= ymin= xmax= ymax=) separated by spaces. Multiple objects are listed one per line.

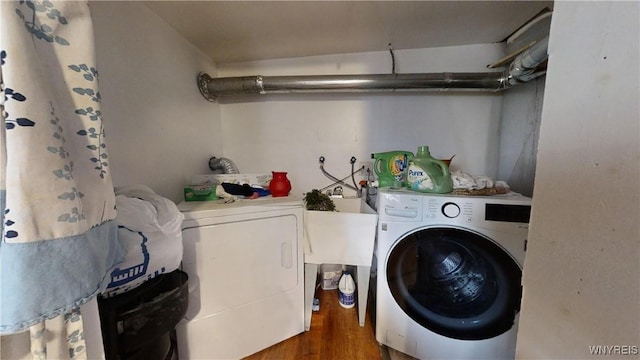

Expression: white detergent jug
xmin=338 ymin=271 xmax=356 ymax=309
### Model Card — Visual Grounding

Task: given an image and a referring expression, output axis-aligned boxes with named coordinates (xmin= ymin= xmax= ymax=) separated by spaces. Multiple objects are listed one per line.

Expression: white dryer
xmin=375 ymin=189 xmax=531 ymax=359
xmin=175 ymin=197 xmax=304 ymax=359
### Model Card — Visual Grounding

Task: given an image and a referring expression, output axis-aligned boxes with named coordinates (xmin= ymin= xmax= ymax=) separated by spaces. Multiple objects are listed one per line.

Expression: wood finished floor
xmin=243 ymin=286 xmax=383 ymax=360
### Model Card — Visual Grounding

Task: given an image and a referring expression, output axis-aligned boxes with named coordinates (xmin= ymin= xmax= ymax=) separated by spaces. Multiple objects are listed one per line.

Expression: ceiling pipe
xmin=505 ymin=36 xmax=549 ymax=85
xmin=197 ymin=37 xmax=548 ymax=102
xmin=197 ymin=72 xmax=508 ymax=101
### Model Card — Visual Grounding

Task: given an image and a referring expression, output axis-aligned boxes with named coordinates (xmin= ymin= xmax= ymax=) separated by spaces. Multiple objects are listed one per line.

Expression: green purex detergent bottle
xmin=371 ymin=151 xmax=413 ymax=188
xmin=406 ymin=146 xmax=453 ymax=193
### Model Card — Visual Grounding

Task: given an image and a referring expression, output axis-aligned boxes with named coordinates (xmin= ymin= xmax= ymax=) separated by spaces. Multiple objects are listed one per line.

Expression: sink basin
xmin=331 ymin=197 xmax=367 ymax=213
xmin=303 ymin=197 xmax=378 ymax=266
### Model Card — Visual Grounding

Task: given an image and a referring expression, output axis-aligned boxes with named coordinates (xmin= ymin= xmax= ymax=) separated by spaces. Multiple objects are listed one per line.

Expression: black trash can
xmin=98 ymin=270 xmax=189 ymax=360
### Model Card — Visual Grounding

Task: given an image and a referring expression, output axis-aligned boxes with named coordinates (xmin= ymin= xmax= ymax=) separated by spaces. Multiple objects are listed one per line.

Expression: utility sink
xmin=303 ymin=197 xmax=378 ymax=266
xmin=303 ymin=196 xmax=378 ymax=329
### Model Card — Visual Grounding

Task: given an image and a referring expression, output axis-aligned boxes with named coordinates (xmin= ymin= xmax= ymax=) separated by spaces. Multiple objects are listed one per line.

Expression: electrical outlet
xmin=356 ymin=161 xmax=374 ymax=179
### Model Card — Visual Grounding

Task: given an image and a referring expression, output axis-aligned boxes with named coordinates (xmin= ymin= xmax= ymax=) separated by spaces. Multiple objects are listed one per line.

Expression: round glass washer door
xmin=386 ymin=227 xmax=522 ymax=340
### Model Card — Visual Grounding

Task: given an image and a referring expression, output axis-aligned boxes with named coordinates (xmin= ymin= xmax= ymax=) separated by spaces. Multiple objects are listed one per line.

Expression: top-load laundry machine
xmin=375 ymin=189 xmax=531 ymax=359
xmin=175 ymin=196 xmax=304 ymax=359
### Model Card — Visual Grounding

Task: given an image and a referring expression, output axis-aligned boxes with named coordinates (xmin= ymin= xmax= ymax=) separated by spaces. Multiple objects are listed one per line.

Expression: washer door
xmin=386 ymin=227 xmax=522 ymax=340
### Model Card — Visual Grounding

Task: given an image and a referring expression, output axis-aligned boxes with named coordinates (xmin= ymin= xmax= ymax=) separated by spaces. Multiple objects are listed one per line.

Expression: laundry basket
xmin=98 ymin=270 xmax=188 ymax=360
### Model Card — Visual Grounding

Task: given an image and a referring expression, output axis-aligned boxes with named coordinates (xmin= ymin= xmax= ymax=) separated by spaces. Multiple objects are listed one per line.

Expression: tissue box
xmin=184 ymin=185 xmax=218 ymax=202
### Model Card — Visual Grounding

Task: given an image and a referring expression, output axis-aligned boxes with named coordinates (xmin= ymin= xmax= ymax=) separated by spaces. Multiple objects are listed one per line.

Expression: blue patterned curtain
xmin=0 ymin=0 xmax=124 ymax=353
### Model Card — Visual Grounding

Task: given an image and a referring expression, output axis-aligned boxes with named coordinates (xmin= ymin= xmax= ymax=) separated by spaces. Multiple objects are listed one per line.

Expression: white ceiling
xmin=143 ymin=1 xmax=553 ymax=64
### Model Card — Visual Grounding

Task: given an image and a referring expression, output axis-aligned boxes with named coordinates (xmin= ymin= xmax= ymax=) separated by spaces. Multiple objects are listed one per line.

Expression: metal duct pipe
xmin=208 ymin=157 xmax=239 ymax=174
xmin=196 ymin=39 xmax=548 ymax=101
xmin=506 ymin=36 xmax=549 ymax=85
xmin=198 ymin=72 xmax=508 ymax=101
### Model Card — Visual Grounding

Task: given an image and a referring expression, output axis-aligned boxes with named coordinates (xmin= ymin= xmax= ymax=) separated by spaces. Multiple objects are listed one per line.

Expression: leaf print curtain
xmin=0 ymin=0 xmax=124 ymax=357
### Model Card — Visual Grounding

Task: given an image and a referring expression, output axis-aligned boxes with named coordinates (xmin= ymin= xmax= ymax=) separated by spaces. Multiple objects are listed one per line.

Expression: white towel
xmin=451 ymin=171 xmax=476 ymax=189
xmin=473 ymin=175 xmax=494 ymax=190
xmin=452 ymin=171 xmax=498 ymax=190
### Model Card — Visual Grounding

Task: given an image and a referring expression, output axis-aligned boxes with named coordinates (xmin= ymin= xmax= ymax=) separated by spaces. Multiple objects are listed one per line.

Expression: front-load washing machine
xmin=375 ymin=189 xmax=531 ymax=359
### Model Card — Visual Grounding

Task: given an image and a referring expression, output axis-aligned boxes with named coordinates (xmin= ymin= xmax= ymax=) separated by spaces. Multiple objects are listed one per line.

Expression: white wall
xmin=88 ymin=1 xmax=536 ymax=202
xmin=516 ymin=1 xmax=640 ymax=358
xmin=217 ymin=44 xmax=506 ymax=197
xmin=498 ymin=77 xmax=545 ymax=197
xmin=91 ymin=1 xmax=221 ymax=203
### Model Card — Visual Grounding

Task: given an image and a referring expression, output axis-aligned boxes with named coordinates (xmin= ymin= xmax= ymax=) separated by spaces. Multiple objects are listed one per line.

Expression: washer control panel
xmin=425 ymin=198 xmax=474 ymax=224
xmin=377 ymin=189 xmax=531 ymax=227
xmin=442 ymin=202 xmax=460 ymax=218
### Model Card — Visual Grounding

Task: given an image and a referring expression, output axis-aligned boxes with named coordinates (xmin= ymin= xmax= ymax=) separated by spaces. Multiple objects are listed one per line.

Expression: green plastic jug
xmin=371 ymin=151 xmax=413 ymax=188
xmin=406 ymin=146 xmax=453 ymax=193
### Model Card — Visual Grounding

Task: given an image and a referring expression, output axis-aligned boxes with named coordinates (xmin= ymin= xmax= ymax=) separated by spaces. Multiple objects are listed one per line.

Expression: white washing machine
xmin=375 ymin=189 xmax=531 ymax=359
xmin=175 ymin=197 xmax=304 ymax=359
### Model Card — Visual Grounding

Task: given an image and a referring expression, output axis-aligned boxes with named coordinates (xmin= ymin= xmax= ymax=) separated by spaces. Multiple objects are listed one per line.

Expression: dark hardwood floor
xmin=243 ymin=286 xmax=383 ymax=360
